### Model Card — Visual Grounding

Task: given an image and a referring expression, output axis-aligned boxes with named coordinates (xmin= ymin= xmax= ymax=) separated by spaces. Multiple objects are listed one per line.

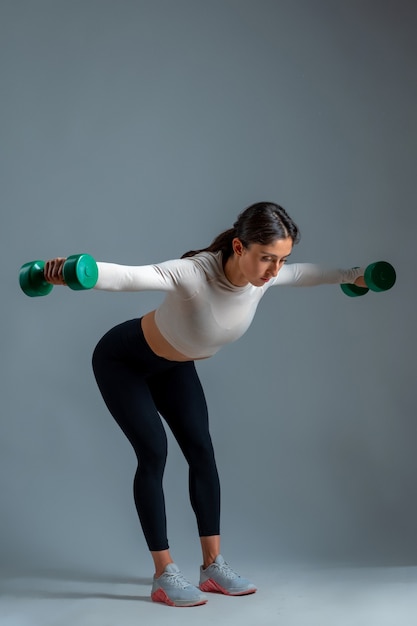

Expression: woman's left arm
xmin=270 ymin=263 xmax=365 ymax=287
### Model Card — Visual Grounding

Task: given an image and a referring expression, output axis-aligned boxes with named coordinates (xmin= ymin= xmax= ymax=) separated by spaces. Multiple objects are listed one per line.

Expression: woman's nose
xmin=270 ymin=262 xmax=279 ymax=276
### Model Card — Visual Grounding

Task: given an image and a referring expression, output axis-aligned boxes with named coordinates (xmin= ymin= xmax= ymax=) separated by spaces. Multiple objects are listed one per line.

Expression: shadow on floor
xmin=0 ymin=570 xmax=154 ymax=603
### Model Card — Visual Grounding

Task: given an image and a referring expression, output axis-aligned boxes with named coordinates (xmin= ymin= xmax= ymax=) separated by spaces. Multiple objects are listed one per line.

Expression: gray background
xmin=1 ymin=0 xmax=416 ymax=579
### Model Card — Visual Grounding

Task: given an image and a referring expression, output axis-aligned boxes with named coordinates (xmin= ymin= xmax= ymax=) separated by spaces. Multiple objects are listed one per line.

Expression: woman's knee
xmin=185 ymin=438 xmax=217 ymax=470
xmin=135 ymin=436 xmax=169 ymax=474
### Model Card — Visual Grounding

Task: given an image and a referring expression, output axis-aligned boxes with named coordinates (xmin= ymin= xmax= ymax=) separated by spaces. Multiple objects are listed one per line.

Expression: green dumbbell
xmin=19 ymin=254 xmax=98 ymax=297
xmin=341 ymin=261 xmax=396 ymax=297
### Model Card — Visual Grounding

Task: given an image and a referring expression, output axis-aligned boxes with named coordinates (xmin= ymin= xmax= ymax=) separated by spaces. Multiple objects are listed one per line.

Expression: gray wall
xmin=1 ymin=0 xmax=416 ymax=576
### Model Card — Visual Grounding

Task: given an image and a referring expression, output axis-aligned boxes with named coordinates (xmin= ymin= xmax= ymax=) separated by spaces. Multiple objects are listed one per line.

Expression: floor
xmin=1 ymin=562 xmax=417 ymax=626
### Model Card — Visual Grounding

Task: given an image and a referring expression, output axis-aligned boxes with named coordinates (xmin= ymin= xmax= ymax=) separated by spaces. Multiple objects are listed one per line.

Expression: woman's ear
xmin=232 ymin=237 xmax=245 ymax=256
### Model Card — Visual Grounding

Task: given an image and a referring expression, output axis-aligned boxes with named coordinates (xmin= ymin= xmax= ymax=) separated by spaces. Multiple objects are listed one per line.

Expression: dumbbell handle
xmin=20 ymin=254 xmax=98 ymax=297
xmin=43 ymin=257 xmax=67 ymax=286
xmin=341 ymin=261 xmax=396 ymax=297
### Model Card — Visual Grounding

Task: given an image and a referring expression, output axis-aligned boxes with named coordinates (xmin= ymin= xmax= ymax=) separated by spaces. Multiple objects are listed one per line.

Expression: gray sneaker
xmin=151 ymin=563 xmax=208 ymax=607
xmin=199 ymin=555 xmax=257 ymax=596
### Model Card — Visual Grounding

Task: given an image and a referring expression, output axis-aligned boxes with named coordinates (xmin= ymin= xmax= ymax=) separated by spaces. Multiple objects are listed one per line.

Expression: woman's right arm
xmin=44 ymin=257 xmax=200 ymax=294
xmin=94 ymin=262 xmax=177 ymax=291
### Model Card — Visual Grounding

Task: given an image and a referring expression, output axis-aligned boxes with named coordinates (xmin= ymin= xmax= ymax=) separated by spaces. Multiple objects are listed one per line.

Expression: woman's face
xmin=232 ymin=237 xmax=293 ymax=287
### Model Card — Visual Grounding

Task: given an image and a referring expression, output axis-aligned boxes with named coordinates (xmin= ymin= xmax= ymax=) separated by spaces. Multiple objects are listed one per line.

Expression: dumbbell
xmin=341 ymin=261 xmax=396 ymax=297
xmin=19 ymin=254 xmax=98 ymax=297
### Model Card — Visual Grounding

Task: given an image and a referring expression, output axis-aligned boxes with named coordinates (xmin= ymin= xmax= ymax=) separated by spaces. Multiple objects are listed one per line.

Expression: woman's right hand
xmin=44 ymin=258 xmax=67 ymax=285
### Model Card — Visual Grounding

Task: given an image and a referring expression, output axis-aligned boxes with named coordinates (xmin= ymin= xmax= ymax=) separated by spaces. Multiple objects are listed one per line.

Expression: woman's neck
xmin=223 ymin=254 xmax=248 ymax=287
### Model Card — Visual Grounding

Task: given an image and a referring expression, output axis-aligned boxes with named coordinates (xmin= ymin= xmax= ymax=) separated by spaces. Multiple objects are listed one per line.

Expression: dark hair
xmin=182 ymin=202 xmax=300 ymax=260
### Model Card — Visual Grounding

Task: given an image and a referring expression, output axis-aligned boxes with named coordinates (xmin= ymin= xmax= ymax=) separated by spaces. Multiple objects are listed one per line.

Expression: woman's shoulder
xmin=151 ymin=251 xmax=220 ymax=286
xmin=185 ymin=251 xmax=222 ymax=277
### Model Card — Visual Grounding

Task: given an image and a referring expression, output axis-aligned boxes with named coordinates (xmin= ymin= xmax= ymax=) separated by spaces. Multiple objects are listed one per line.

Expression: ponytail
xmin=181 ymin=202 xmax=300 ymax=260
xmin=181 ymin=227 xmax=236 ymax=260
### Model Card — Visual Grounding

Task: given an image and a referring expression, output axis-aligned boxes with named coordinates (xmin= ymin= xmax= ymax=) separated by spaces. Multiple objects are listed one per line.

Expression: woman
xmin=44 ymin=202 xmax=366 ymax=607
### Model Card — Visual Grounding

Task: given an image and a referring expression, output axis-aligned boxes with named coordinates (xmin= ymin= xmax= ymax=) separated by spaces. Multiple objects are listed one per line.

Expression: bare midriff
xmin=141 ymin=310 xmax=207 ymax=362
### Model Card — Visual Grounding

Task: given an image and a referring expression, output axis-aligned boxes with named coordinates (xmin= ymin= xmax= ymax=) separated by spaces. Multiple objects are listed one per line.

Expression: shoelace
xmin=215 ymin=560 xmax=240 ymax=580
xmin=163 ymin=572 xmax=193 ymax=589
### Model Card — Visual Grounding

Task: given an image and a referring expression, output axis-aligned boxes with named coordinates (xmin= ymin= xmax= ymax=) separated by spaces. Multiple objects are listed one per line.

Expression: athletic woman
xmin=44 ymin=202 xmax=366 ymax=607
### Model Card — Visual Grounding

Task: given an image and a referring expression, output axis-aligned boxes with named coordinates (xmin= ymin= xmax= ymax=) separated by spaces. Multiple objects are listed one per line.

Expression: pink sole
xmin=151 ymin=588 xmax=207 ymax=607
xmin=200 ymin=579 xmax=257 ymax=596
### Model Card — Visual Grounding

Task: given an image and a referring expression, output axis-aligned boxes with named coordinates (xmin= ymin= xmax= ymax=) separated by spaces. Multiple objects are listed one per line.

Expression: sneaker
xmin=199 ymin=555 xmax=257 ymax=596
xmin=151 ymin=563 xmax=208 ymax=607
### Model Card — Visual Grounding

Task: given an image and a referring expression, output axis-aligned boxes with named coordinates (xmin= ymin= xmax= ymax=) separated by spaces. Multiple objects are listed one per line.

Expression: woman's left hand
xmin=354 ymin=275 xmax=367 ymax=287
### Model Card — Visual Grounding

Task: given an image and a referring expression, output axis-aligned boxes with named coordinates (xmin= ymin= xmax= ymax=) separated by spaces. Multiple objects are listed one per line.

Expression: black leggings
xmin=92 ymin=318 xmax=221 ymax=551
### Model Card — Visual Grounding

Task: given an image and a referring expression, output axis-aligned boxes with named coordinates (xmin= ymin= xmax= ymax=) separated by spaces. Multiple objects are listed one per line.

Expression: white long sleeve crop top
xmin=94 ymin=251 xmax=363 ymax=359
